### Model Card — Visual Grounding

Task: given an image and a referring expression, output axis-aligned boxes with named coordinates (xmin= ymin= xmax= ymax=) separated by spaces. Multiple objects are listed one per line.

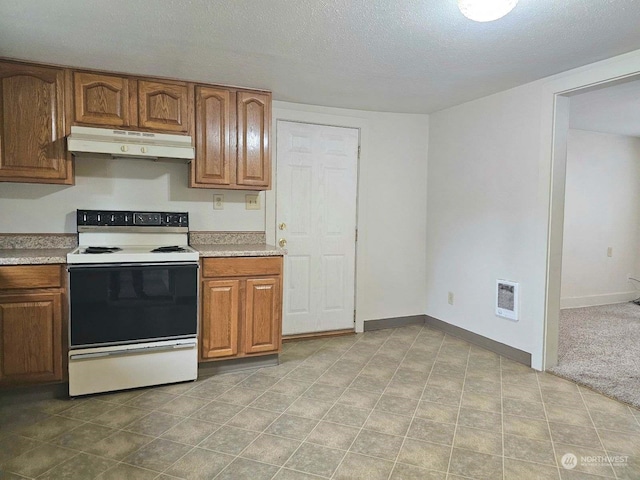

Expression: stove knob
xmin=121 ymin=145 xmax=128 ymax=152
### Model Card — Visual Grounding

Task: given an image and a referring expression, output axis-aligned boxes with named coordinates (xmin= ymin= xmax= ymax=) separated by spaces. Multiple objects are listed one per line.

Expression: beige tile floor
xmin=1 ymin=325 xmax=639 ymax=480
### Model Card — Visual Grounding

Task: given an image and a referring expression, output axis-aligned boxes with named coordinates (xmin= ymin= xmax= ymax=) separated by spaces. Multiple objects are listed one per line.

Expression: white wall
xmin=426 ymin=82 xmax=547 ymax=360
xmin=268 ymin=102 xmax=429 ymax=332
xmin=0 ymin=158 xmax=265 ymax=232
xmin=561 ymin=129 xmax=640 ymax=308
xmin=426 ymin=47 xmax=640 ymax=370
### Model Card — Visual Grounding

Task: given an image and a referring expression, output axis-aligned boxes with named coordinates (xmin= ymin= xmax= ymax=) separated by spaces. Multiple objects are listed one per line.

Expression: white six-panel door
xmin=276 ymin=121 xmax=359 ymax=335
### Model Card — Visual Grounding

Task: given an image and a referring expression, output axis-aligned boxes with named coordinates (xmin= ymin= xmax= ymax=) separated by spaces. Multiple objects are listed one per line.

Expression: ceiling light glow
xmin=457 ymin=0 xmax=518 ymax=22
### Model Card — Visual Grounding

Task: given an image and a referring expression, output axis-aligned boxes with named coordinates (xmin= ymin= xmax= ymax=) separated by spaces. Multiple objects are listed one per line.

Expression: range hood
xmin=67 ymin=126 xmax=194 ymax=161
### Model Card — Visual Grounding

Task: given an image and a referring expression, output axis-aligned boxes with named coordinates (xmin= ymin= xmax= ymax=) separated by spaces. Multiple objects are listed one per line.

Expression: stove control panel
xmin=134 ymin=213 xmax=161 ymax=225
xmin=77 ymin=210 xmax=189 ymax=228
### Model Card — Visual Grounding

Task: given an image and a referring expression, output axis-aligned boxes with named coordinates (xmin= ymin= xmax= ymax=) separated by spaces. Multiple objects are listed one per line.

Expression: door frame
xmin=267 ymin=116 xmax=362 ymax=332
xmin=542 ymin=65 xmax=640 ymax=370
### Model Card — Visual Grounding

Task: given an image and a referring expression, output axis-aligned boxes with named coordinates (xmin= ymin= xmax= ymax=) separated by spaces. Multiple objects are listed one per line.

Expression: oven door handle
xmin=70 ymin=342 xmax=197 ymax=360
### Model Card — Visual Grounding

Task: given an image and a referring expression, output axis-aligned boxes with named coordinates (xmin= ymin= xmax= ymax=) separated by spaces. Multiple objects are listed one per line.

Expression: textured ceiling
xmin=2 ymin=0 xmax=640 ymax=113
xmin=570 ymin=79 xmax=640 ymax=138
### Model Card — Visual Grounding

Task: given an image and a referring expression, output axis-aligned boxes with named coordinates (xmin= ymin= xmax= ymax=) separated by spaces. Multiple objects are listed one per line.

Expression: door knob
xmin=279 ymin=238 xmax=287 ymax=248
xmin=278 ymin=222 xmax=287 ymax=230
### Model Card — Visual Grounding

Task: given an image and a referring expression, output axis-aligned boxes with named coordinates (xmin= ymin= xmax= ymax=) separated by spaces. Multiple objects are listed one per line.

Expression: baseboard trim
xmin=283 ymin=329 xmax=355 ymax=342
xmin=364 ymin=314 xmax=530 ymax=366
xmin=198 ymin=354 xmax=279 ymax=376
xmin=425 ymin=316 xmax=531 ymax=367
xmin=560 ymin=291 xmax=638 ymax=309
xmin=364 ymin=315 xmax=427 ymax=331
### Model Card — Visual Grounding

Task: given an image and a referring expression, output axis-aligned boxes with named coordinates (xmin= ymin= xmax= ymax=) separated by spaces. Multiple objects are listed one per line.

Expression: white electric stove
xmin=67 ymin=209 xmax=199 ymax=397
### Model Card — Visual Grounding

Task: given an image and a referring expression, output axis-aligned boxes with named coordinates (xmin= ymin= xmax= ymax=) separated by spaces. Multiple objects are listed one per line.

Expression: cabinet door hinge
xmin=354 ymin=310 xmax=356 ymax=323
xmin=355 ymin=228 xmax=358 ymax=242
xmin=357 ymin=146 xmax=361 ymax=160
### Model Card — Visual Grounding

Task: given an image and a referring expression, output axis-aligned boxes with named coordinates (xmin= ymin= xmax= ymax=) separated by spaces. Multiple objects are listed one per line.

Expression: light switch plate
xmin=213 ymin=194 xmax=224 ymax=210
xmin=245 ymin=194 xmax=260 ymax=210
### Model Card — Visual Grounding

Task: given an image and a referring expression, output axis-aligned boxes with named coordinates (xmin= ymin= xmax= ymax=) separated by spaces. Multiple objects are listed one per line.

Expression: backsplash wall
xmin=0 ymin=156 xmax=265 ymax=233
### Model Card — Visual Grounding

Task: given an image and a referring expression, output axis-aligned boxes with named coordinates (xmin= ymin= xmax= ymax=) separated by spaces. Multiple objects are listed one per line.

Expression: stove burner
xmin=84 ymin=246 xmax=122 ymax=254
xmin=151 ymin=245 xmax=187 ymax=253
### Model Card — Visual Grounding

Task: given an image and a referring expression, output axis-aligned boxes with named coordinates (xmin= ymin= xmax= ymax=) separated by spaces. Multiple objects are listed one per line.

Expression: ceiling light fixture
xmin=457 ymin=0 xmax=518 ymax=22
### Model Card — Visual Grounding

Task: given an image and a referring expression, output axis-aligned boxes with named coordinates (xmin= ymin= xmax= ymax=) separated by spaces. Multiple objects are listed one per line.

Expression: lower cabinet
xmin=0 ymin=265 xmax=65 ymax=387
xmin=200 ymin=257 xmax=282 ymax=361
xmin=244 ymin=277 xmax=280 ymax=354
xmin=201 ymin=279 xmax=240 ymax=358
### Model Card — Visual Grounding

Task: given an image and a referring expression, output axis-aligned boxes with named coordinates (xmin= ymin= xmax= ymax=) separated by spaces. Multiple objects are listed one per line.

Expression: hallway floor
xmin=550 ymin=302 xmax=640 ymax=409
xmin=1 ymin=325 xmax=639 ymax=479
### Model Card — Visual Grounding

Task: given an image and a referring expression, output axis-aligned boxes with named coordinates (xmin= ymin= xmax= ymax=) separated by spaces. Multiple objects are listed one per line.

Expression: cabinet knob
xmin=278 ymin=222 xmax=286 ymax=231
xmin=120 ymin=145 xmax=129 ymax=152
xmin=140 ymin=147 xmax=148 ymax=154
xmin=279 ymin=238 xmax=287 ymax=248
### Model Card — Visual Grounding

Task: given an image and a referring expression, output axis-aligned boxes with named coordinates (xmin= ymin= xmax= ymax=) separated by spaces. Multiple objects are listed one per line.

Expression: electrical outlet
xmin=213 ymin=194 xmax=224 ymax=210
xmin=607 ymin=247 xmax=613 ymax=257
xmin=448 ymin=292 xmax=454 ymax=305
xmin=245 ymin=194 xmax=260 ymax=210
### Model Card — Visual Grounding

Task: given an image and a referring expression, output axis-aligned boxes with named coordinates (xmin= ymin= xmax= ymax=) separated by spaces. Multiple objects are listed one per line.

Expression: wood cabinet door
xmin=0 ymin=292 xmax=63 ymax=386
xmin=236 ymin=91 xmax=271 ymax=188
xmin=244 ymin=277 xmax=280 ymax=354
xmin=201 ymin=279 xmax=240 ymax=359
xmin=192 ymin=86 xmax=233 ymax=186
xmin=0 ymin=62 xmax=72 ymax=184
xmin=73 ymin=72 xmax=130 ymax=127
xmin=138 ymin=80 xmax=191 ymax=133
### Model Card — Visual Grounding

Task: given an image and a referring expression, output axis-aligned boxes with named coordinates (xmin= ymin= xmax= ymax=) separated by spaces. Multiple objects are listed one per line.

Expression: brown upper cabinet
xmin=73 ymin=72 xmax=131 ymax=127
xmin=0 ymin=61 xmax=73 ymax=184
xmin=137 ymin=80 xmax=192 ymax=133
xmin=72 ymin=73 xmax=193 ymax=135
xmin=190 ymin=88 xmax=271 ymax=190
xmin=192 ymin=86 xmax=233 ymax=186
xmin=237 ymin=91 xmax=271 ymax=188
xmin=1 ymin=58 xmax=270 ymax=188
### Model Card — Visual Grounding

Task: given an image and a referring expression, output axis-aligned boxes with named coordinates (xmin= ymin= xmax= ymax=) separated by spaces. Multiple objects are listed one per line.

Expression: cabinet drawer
xmin=202 ymin=257 xmax=282 ymax=278
xmin=0 ymin=265 xmax=63 ymax=290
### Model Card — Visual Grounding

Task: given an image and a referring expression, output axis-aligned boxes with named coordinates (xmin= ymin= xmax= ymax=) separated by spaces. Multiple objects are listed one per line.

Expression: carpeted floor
xmin=550 ymin=302 xmax=640 ymax=408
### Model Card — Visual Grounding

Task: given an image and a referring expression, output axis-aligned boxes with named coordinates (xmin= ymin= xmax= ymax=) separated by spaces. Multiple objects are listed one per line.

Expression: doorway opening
xmin=546 ymin=76 xmax=640 ymax=407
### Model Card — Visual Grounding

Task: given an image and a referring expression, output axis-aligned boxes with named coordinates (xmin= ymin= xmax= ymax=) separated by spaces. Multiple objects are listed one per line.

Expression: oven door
xmin=69 ymin=262 xmax=197 ymax=348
